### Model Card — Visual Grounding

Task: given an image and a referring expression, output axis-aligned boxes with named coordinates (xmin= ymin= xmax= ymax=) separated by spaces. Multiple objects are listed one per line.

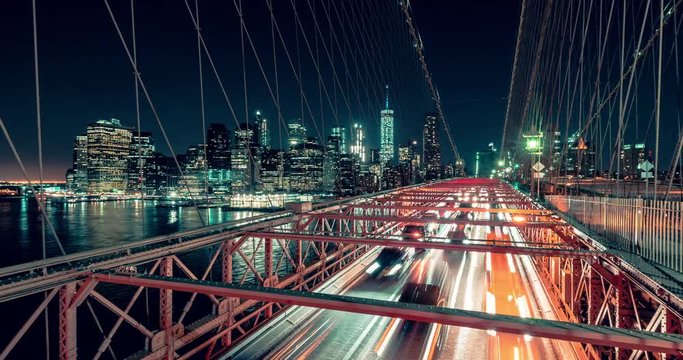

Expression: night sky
xmin=0 ymin=1 xmax=518 ymax=181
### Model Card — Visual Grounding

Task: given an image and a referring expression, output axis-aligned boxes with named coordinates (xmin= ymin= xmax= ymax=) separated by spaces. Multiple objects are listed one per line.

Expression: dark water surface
xmin=0 ymin=198 xmax=262 ymax=267
xmin=0 ymin=197 xmax=266 ymax=358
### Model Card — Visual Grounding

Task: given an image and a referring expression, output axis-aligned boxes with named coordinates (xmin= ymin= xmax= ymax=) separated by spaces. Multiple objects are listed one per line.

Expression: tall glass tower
xmin=256 ymin=111 xmax=270 ymax=150
xmin=380 ymin=85 xmax=394 ymax=165
xmin=423 ymin=113 xmax=441 ymax=180
xmin=351 ymin=123 xmax=366 ymax=163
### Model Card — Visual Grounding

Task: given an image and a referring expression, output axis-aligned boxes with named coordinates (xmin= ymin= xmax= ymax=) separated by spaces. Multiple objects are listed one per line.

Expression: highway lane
xmin=231 ymin=201 xmax=577 ymax=360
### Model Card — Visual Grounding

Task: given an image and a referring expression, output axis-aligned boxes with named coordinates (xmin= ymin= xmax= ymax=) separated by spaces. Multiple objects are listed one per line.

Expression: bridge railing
xmin=546 ymin=195 xmax=683 ymax=273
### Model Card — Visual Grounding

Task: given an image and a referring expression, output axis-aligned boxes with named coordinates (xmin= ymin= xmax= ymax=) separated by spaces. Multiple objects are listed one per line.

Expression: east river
xmin=0 ymin=197 xmax=263 ymax=267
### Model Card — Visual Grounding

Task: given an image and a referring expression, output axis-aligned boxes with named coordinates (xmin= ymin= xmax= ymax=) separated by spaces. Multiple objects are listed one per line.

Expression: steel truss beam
xmin=92 ymin=273 xmax=683 ymax=356
xmin=305 ymin=213 xmax=558 ymax=228
xmin=244 ymin=231 xmax=602 ymax=258
xmin=343 ymin=203 xmax=552 ymax=215
xmin=523 ymin=225 xmax=683 ymax=359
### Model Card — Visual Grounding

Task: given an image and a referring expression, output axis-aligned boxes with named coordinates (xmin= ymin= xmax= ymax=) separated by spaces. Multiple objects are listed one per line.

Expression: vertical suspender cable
xmin=501 ymin=0 xmax=528 ymax=158
xmin=31 ymin=1 xmax=49 ymax=357
xmin=103 ymin=0 xmax=205 ymax=225
xmin=238 ymin=0 xmax=250 ymax=192
xmin=131 ymin=0 xmax=144 ymax=238
xmin=196 ymin=0 xmax=209 ymax=207
xmin=654 ymin=0 xmax=664 ymax=198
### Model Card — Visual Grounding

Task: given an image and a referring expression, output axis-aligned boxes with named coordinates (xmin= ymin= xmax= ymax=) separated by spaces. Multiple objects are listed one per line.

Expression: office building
xmin=86 ymin=119 xmax=132 ymax=194
xmin=257 ymin=111 xmax=270 ymax=150
xmin=423 ymin=113 xmax=441 ymax=181
xmin=398 ymin=140 xmax=419 ymax=186
xmin=351 ymin=123 xmax=366 ymax=163
xmin=323 ymin=135 xmax=341 ymax=192
xmin=66 ymin=134 xmax=88 ymax=193
xmin=622 ymin=143 xmax=653 ymax=179
xmin=288 ymin=121 xmax=307 ymax=148
xmin=127 ymin=131 xmax=157 ymax=195
xmin=380 ymin=85 xmax=395 ymax=165
xmin=331 ymin=127 xmax=348 ymax=154
xmin=207 ymin=123 xmax=230 ymax=170
xmin=232 ymin=122 xmax=261 ymax=191
xmin=260 ymin=149 xmax=286 ymax=192
xmin=286 ymin=137 xmax=324 ymax=192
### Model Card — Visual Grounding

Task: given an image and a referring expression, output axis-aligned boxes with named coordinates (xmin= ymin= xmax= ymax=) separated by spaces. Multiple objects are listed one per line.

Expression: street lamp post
xmin=524 ymin=133 xmax=543 ymax=198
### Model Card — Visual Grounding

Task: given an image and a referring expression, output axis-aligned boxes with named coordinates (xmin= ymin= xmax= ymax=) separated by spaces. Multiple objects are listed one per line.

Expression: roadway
xmin=227 ymin=201 xmax=577 ymax=360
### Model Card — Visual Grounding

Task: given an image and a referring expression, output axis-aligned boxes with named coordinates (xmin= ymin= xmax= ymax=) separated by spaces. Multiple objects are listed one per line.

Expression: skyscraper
xmin=257 ymin=111 xmax=270 ymax=150
xmin=331 ymin=127 xmax=348 ymax=154
xmin=621 ymin=143 xmax=652 ymax=179
xmin=86 ymin=119 xmax=132 ymax=194
xmin=260 ymin=149 xmax=286 ymax=192
xmin=351 ymin=123 xmax=366 ymax=163
xmin=323 ymin=135 xmax=341 ymax=192
xmin=207 ymin=123 xmax=230 ymax=170
xmin=398 ymin=140 xmax=419 ymax=186
xmin=423 ymin=113 xmax=441 ymax=181
xmin=179 ymin=143 xmax=208 ymax=197
xmin=287 ymin=121 xmax=307 ymax=148
xmin=380 ymin=85 xmax=395 ymax=165
xmin=127 ymin=131 xmax=156 ymax=195
xmin=67 ymin=134 xmax=88 ymax=193
xmin=232 ymin=122 xmax=260 ymax=191
xmin=286 ymin=137 xmax=324 ymax=192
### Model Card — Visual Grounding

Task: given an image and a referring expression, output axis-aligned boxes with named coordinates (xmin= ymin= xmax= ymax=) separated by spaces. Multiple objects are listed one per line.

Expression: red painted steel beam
xmin=372 ymin=197 xmax=534 ymax=205
xmin=305 ymin=213 xmax=558 ymax=228
xmin=344 ymin=204 xmax=552 ymax=215
xmin=245 ymin=232 xmax=602 ymax=258
xmin=92 ymin=273 xmax=683 ymax=355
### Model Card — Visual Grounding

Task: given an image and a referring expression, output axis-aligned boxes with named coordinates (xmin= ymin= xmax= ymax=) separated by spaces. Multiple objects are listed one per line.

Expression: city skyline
xmin=0 ymin=2 xmax=518 ymax=181
xmin=60 ymin=108 xmax=444 ymax=196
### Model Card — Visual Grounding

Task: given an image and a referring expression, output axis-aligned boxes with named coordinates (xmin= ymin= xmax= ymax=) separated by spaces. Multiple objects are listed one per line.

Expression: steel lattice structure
xmin=0 ymin=179 xmax=682 ymax=359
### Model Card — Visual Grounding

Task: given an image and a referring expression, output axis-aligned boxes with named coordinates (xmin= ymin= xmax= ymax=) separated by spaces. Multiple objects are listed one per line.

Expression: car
xmin=402 ymin=224 xmax=426 ymax=241
xmin=448 ymin=225 xmax=468 ymax=242
xmin=365 ymin=248 xmax=412 ymax=278
xmin=399 ymin=282 xmax=441 ymax=306
xmin=422 ymin=213 xmax=440 ymax=234
xmin=402 ymin=225 xmax=427 ymax=253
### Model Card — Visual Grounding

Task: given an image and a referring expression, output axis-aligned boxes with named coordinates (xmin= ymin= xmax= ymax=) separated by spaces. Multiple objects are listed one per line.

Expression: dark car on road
xmin=399 ymin=283 xmax=441 ymax=306
xmin=401 ymin=225 xmax=427 ymax=253
xmin=366 ymin=248 xmax=412 ymax=278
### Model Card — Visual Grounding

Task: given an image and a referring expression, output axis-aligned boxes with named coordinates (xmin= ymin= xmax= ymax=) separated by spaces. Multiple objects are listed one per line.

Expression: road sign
xmin=641 ymin=172 xmax=654 ymax=179
xmin=638 ymin=160 xmax=654 ymax=172
xmin=532 ymin=161 xmax=545 ymax=173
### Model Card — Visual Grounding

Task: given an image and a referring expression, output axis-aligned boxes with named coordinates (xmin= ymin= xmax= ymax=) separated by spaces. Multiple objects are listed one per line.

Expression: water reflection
xmin=0 ymin=198 xmax=263 ymax=267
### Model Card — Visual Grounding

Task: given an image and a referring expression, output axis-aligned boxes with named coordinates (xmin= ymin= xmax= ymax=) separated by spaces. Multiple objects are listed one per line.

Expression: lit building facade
xmin=621 ymin=143 xmax=652 ymax=179
xmin=380 ymin=85 xmax=395 ymax=165
xmin=351 ymin=123 xmax=366 ymax=163
xmin=398 ymin=140 xmax=419 ymax=186
xmin=323 ymin=135 xmax=341 ymax=192
xmin=179 ymin=144 xmax=208 ymax=197
xmin=207 ymin=123 xmax=230 ymax=170
xmin=260 ymin=149 xmax=286 ymax=192
xmin=286 ymin=137 xmax=324 ymax=192
xmin=338 ymin=155 xmax=359 ymax=195
xmin=423 ymin=113 xmax=441 ymax=181
xmin=232 ymin=122 xmax=260 ymax=191
xmin=257 ymin=111 xmax=270 ymax=150
xmin=86 ymin=119 xmax=132 ymax=194
xmin=288 ymin=121 xmax=307 ymax=148
xmin=66 ymin=134 xmax=89 ymax=193
xmin=127 ymin=131 xmax=157 ymax=195
xmin=331 ymin=127 xmax=348 ymax=154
